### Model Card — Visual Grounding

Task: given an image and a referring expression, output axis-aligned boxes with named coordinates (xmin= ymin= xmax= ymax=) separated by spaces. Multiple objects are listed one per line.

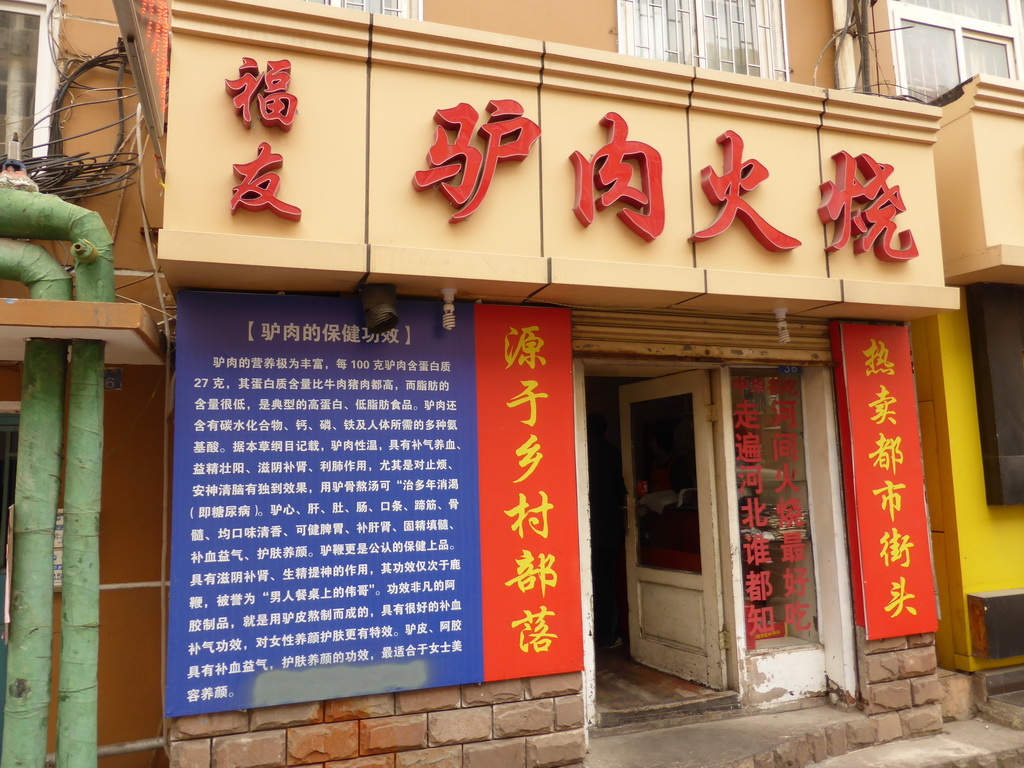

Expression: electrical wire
xmin=158 ymin=330 xmax=172 ymax=763
xmin=112 ymin=272 xmax=158 ymax=292
xmin=812 ymin=29 xmax=844 ymax=88
xmin=133 ymin=104 xmax=171 ymax=334
xmin=113 ymin=295 xmax=174 ymax=319
xmin=140 ymin=96 xmax=175 ymax=750
xmin=1 ymin=46 xmax=141 ymax=201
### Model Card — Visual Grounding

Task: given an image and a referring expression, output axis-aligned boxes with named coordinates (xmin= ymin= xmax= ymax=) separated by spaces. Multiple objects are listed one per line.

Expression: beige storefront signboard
xmin=161 ymin=0 xmax=957 ymax=320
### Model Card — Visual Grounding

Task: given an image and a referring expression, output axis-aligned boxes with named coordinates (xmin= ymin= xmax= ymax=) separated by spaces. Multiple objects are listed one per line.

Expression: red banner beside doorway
xmin=474 ymin=305 xmax=584 ymax=679
xmin=831 ymin=322 xmax=937 ymax=639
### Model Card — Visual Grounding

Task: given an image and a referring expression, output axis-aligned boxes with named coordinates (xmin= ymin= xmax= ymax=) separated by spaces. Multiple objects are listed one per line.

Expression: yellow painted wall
xmin=932 ymin=78 xmax=1024 ymax=286
xmin=912 ymin=302 xmax=1024 ymax=672
xmin=922 ymin=78 xmax=1024 ymax=672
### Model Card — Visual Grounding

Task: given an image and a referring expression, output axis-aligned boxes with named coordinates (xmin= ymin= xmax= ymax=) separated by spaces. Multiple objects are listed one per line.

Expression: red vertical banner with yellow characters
xmin=831 ymin=322 xmax=937 ymax=639
xmin=474 ymin=305 xmax=584 ymax=680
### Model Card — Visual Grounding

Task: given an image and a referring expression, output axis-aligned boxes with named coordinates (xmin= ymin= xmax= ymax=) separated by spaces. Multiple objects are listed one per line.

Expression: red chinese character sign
xmin=831 ymin=323 xmax=937 ymax=639
xmin=231 ymin=142 xmax=302 ymax=222
xmin=691 ymin=131 xmax=801 ymax=252
xmin=819 ymin=152 xmax=918 ymax=262
xmin=402 ymin=101 xmax=929 ymax=264
xmin=570 ymin=112 xmax=665 ymax=242
xmin=732 ymin=371 xmax=819 ymax=649
xmin=474 ymin=305 xmax=583 ymax=678
xmin=224 ymin=57 xmax=301 ymax=221
xmin=412 ymin=100 xmax=541 ymax=222
xmin=225 ymin=58 xmax=298 ymax=131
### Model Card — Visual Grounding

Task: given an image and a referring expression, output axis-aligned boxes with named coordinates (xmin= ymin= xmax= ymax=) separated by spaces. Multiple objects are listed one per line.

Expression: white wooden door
xmin=619 ymin=370 xmax=725 ymax=688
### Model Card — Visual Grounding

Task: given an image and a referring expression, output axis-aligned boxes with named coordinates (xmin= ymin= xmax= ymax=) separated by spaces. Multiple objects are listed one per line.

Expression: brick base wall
xmin=855 ymin=629 xmax=944 ymax=742
xmin=168 ymin=672 xmax=586 ymax=768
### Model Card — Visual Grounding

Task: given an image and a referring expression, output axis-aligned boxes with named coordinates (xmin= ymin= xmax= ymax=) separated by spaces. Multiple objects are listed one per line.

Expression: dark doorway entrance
xmin=584 ymin=374 xmax=736 ymax=728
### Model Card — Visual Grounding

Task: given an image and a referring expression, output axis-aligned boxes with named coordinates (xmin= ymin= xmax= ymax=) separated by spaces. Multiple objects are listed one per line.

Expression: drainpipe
xmin=0 ymin=186 xmax=114 ymax=768
xmin=3 ymin=338 xmax=67 ymax=768
xmin=0 ymin=188 xmax=114 ymax=303
xmin=40 ymin=192 xmax=111 ymax=768
xmin=0 ymin=241 xmax=73 ymax=301
xmin=57 ymin=338 xmax=104 ymax=768
xmin=0 ymin=238 xmax=72 ymax=768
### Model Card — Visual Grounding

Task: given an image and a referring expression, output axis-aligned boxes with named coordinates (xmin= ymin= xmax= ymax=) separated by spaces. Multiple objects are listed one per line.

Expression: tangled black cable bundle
xmin=1 ymin=45 xmax=141 ymax=201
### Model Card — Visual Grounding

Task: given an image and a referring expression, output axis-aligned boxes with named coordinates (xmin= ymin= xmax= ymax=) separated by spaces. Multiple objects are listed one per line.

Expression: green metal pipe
xmin=55 ymin=340 xmax=104 ymax=768
xmin=0 ymin=241 xmax=72 ymax=301
xmin=52 ymin=184 xmax=113 ymax=768
xmin=0 ymin=188 xmax=115 ymax=768
xmin=0 ymin=189 xmax=114 ymax=303
xmin=0 ymin=233 xmax=72 ymax=766
xmin=1 ymin=339 xmax=68 ymax=768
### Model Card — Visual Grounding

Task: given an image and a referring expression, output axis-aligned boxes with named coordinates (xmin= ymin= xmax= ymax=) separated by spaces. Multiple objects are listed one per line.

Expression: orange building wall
xmin=786 ymin=1 xmax=838 ymax=88
xmin=424 ymin=0 xmax=618 ymax=52
xmin=93 ymin=365 xmax=167 ymax=767
xmin=57 ymin=0 xmax=167 ymax=314
xmin=0 ymin=361 xmax=166 ymax=767
xmin=3 ymin=0 xmax=170 ymax=760
xmin=6 ymin=0 xmax=906 ymax=761
xmin=424 ymin=0 xmax=840 ymax=90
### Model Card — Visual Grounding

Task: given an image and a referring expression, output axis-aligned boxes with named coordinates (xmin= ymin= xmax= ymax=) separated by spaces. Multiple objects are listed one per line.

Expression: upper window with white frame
xmin=305 ymin=0 xmax=421 ymax=18
xmin=891 ymin=0 xmax=1022 ymax=102
xmin=0 ymin=0 xmax=55 ymax=153
xmin=617 ymin=0 xmax=790 ymax=81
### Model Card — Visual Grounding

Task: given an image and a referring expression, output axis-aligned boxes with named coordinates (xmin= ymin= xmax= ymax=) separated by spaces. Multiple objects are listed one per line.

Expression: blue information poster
xmin=167 ymin=291 xmax=483 ymax=716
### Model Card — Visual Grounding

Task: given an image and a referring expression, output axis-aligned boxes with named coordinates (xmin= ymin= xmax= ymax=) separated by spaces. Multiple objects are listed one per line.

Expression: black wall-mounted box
xmin=968 ymin=589 xmax=1024 ymax=660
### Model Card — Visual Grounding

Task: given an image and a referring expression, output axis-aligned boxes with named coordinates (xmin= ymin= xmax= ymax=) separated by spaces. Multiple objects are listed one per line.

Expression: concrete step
xmin=807 ymin=719 xmax=1024 ymax=768
xmin=596 ymin=690 xmax=739 ymax=730
xmin=980 ymin=693 xmax=1024 ymax=731
xmin=586 ymin=705 xmax=864 ymax=768
xmin=585 ymin=708 xmax=1024 ymax=768
xmin=976 ymin=665 xmax=1024 ymax=698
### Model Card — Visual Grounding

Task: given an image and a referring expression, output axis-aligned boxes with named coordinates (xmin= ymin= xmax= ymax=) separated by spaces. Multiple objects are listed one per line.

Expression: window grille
xmin=304 ymin=0 xmax=419 ymax=18
xmin=618 ymin=0 xmax=789 ymax=81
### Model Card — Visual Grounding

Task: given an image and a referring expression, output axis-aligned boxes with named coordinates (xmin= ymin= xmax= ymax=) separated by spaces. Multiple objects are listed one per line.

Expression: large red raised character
xmin=413 ymin=100 xmax=541 ymax=222
xmin=230 ymin=142 xmax=302 ymax=222
xmin=569 ymin=112 xmax=664 ymax=242
xmin=690 ymin=130 xmax=801 ymax=252
xmin=818 ymin=151 xmax=918 ymax=262
xmin=225 ymin=58 xmax=298 ymax=131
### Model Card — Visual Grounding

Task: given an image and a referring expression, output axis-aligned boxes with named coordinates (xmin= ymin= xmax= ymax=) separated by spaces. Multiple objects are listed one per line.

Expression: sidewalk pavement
xmin=585 ymin=705 xmax=1024 ymax=768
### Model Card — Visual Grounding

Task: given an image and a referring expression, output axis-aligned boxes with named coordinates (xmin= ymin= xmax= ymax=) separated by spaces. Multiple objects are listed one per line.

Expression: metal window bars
xmin=620 ymin=0 xmax=789 ymax=80
xmin=339 ymin=0 xmax=411 ymax=15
